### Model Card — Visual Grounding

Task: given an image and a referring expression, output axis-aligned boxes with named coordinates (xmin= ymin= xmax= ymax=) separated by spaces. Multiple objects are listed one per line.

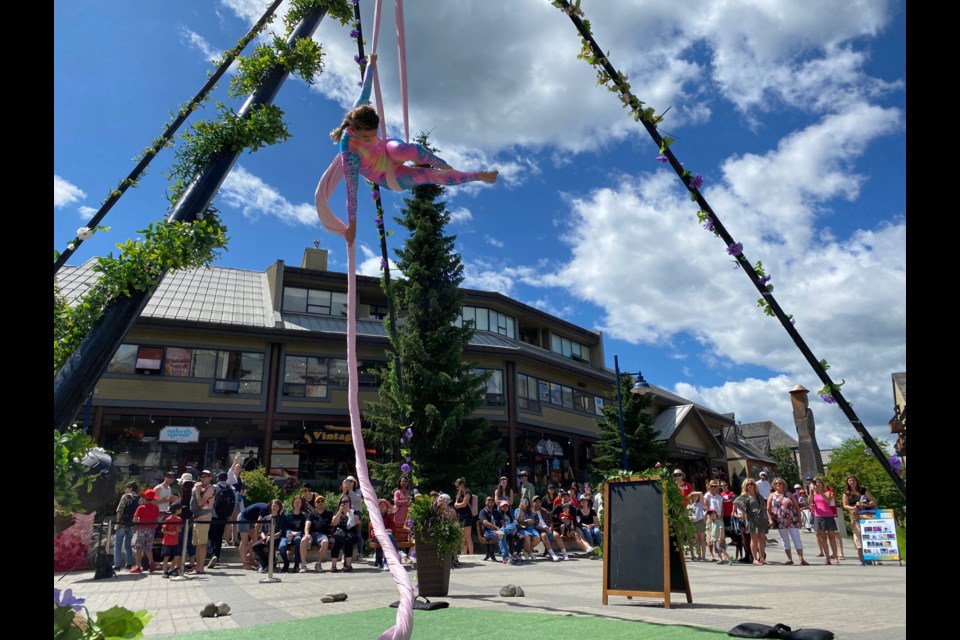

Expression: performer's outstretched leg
xmin=395 ymin=165 xmax=498 ymax=189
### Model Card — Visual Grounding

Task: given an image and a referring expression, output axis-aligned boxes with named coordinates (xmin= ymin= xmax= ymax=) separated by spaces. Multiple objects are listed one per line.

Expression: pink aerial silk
xmin=316 ymin=2 xmax=415 ymax=639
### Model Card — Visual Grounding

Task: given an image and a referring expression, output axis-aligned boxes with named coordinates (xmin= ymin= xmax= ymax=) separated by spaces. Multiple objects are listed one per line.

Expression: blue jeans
xmin=113 ymin=526 xmax=134 ymax=568
xmin=581 ymin=526 xmax=602 ymax=546
xmin=373 ymin=531 xmax=398 ymax=566
xmin=278 ymin=535 xmax=303 ymax=565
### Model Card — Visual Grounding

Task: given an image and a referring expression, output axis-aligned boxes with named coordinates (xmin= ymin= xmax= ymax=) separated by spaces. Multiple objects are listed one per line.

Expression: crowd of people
xmin=111 ymin=457 xmax=879 ymax=578
xmin=675 ymin=469 xmax=879 ymax=567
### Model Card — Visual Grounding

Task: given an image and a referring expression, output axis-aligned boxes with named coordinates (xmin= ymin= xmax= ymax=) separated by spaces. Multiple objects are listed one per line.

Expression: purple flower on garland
xmin=889 ymin=455 xmax=902 ymax=474
xmin=54 ymin=588 xmax=85 ymax=612
xmin=758 ymin=274 xmax=772 ymax=286
xmin=689 ymin=174 xmax=704 ymax=190
xmin=354 ymin=55 xmax=366 ymax=65
xmin=380 ymin=257 xmax=388 ymax=271
xmin=655 ymin=154 xmax=668 ymax=164
xmin=819 ymin=393 xmax=837 ymax=405
xmin=406 ymin=518 xmax=414 ymax=529
xmin=371 ymin=191 xmax=380 ymax=201
xmin=400 ymin=463 xmax=411 ymax=474
xmin=726 ymin=242 xmax=744 ymax=257
xmin=404 ymin=427 xmax=413 ymax=441
xmin=703 ymin=216 xmax=714 ymax=232
xmin=350 ymin=29 xmax=359 ymax=39
xmin=374 ymin=216 xmax=384 ymax=226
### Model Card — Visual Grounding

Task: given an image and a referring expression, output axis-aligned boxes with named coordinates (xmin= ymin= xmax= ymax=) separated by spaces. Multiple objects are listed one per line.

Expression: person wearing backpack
xmin=113 ymin=481 xmax=141 ymax=571
xmin=205 ymin=472 xmax=236 ymax=570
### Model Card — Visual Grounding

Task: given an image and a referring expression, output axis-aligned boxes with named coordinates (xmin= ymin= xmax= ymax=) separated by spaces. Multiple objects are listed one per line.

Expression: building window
xmin=550 ymin=334 xmax=591 ymax=363
xmin=107 ymin=344 xmax=138 ymax=374
xmin=517 ymin=373 xmax=540 ymax=411
xmin=474 ymin=368 xmax=505 ymax=406
xmin=283 ymin=355 xmax=329 ymax=398
xmin=367 ymin=304 xmax=389 ymax=320
xmin=282 ymin=286 xmax=348 ymax=317
xmin=134 ymin=346 xmax=163 ymax=374
xmin=162 ymin=347 xmax=193 ymax=377
xmin=519 ymin=372 xmax=604 ymax=416
xmin=214 ymin=350 xmax=264 ymax=394
xmin=455 ymin=306 xmax=515 ymax=339
xmin=191 ymin=349 xmax=217 ymax=378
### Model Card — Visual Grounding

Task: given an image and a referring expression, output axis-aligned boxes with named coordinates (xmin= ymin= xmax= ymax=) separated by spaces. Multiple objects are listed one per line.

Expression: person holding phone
xmin=330 ymin=497 xmax=359 ymax=573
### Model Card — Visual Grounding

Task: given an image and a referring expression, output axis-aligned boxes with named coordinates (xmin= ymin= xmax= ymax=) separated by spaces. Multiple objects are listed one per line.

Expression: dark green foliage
xmin=770 ymin=446 xmax=800 ymax=487
xmin=824 ymin=438 xmax=905 ymax=518
xmin=590 ymin=375 xmax=667 ymax=477
xmin=364 ymin=140 xmax=503 ymax=492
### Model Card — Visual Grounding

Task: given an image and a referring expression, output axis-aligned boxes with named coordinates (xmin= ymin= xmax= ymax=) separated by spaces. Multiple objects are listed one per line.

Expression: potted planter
xmin=408 ymin=495 xmax=462 ymax=597
xmin=414 ymin=540 xmax=453 ymax=597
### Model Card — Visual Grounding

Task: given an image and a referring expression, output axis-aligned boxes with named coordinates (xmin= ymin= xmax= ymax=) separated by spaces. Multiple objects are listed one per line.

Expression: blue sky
xmin=54 ymin=0 xmax=906 ymax=452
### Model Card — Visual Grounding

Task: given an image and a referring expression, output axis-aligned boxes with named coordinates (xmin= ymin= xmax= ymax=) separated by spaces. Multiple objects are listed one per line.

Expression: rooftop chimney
xmin=301 ymin=247 xmax=328 ymax=271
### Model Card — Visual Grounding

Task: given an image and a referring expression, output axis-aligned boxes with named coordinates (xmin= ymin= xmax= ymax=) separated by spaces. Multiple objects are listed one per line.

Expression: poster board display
xmin=859 ymin=509 xmax=901 ymax=563
xmin=603 ymin=476 xmax=692 ymax=608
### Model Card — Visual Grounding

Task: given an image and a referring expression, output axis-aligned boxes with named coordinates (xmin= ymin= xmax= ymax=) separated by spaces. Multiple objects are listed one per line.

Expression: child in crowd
xmin=370 ymin=498 xmax=397 ymax=571
xmin=687 ymin=491 xmax=706 ymax=562
xmin=706 ymin=509 xmax=732 ymax=565
xmin=161 ymin=503 xmax=183 ymax=577
xmin=131 ymin=488 xmax=160 ymax=573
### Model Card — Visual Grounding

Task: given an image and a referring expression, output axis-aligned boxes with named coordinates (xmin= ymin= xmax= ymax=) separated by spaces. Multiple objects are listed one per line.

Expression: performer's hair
xmin=330 ymin=104 xmax=380 ymax=142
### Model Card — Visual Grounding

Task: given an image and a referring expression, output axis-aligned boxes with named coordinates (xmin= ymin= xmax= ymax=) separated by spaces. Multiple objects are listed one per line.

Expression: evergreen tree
xmin=364 ymin=139 xmax=503 ymax=493
xmin=591 ymin=375 xmax=667 ymax=477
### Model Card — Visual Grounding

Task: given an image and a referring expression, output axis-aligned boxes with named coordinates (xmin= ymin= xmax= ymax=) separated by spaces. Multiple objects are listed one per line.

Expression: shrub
xmin=241 ymin=467 xmax=278 ymax=506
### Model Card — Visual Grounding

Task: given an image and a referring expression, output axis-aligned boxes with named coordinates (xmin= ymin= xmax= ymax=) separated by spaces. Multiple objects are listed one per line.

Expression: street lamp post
xmin=614 ymin=354 xmax=651 ymax=470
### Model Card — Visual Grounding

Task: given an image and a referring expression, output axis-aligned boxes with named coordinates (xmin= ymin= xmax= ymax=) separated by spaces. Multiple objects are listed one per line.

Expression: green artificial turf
xmin=160 ymin=607 xmax=729 ymax=639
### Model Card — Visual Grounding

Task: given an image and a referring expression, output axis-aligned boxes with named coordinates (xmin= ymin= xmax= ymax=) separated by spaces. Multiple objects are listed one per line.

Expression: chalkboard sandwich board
xmin=602 ymin=476 xmax=691 ymax=608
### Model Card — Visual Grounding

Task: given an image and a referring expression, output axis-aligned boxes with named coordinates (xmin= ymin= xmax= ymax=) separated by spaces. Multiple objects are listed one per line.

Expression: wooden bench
xmin=368 ymin=526 xmax=414 ymax=552
xmin=476 ymin=521 xmax=500 ymax=559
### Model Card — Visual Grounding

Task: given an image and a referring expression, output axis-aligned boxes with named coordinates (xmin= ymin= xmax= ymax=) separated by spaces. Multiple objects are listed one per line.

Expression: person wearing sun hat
xmin=131 ymin=488 xmax=160 ymax=573
xmin=756 ymin=471 xmax=773 ymax=500
xmin=673 ymin=469 xmax=693 ymax=502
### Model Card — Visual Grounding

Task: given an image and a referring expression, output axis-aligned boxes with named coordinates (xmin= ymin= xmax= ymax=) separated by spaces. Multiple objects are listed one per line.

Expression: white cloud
xmin=181 ymin=28 xmax=223 ymax=65
xmin=448 ymin=207 xmax=473 ymax=225
xmin=54 ymin=175 xmax=86 ymax=208
xmin=357 ymin=244 xmax=397 ymax=277
xmin=78 ymin=206 xmax=97 ymax=221
xmin=484 ymin=235 xmax=504 ymax=248
xmin=219 ymin=165 xmax=317 ymax=225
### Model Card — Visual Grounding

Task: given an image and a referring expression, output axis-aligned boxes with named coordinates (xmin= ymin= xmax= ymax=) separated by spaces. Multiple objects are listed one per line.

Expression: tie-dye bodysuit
xmin=339 ymin=63 xmax=485 ymax=226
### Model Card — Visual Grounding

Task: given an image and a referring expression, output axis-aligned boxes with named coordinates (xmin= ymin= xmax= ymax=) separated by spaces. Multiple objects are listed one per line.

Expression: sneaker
xmin=583 ymin=546 xmax=594 ymax=555
xmin=257 ymin=566 xmax=266 ymax=573
xmin=381 ymin=563 xmax=389 ymax=571
xmin=300 ymin=563 xmax=308 ymax=573
xmin=562 ymin=551 xmax=570 ymax=561
xmin=206 ymin=556 xmax=218 ymax=570
xmin=129 ymin=566 xmax=142 ymax=574
xmin=162 ymin=570 xmax=170 ymax=578
xmin=315 ymin=562 xmax=323 ymax=573
xmin=149 ymin=561 xmax=156 ymax=573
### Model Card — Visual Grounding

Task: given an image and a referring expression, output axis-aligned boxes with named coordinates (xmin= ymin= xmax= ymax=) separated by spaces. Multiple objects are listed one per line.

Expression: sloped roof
xmin=55 ymin=260 xmax=540 ymax=353
xmin=722 ymin=426 xmax=776 ymax=464
xmin=737 ymin=420 xmax=799 ymax=452
xmin=892 ymin=372 xmax=906 ymax=404
xmin=652 ymin=404 xmax=725 ymax=457
xmin=57 ymin=260 xmax=275 ymax=328
xmin=641 ymin=384 xmax=735 ymax=424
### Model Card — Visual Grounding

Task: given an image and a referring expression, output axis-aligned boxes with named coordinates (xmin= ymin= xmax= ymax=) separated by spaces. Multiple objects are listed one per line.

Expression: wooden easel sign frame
xmin=602 ymin=476 xmax=692 ymax=608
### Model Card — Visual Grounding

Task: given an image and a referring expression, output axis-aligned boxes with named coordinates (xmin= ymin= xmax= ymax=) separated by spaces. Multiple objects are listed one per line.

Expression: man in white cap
xmin=756 ymin=471 xmax=772 ymax=500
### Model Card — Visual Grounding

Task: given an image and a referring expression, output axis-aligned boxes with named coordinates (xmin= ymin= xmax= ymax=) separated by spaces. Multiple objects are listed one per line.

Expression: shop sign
xmin=304 ymin=425 xmax=353 ymax=445
xmin=159 ymin=426 xmax=200 ymax=443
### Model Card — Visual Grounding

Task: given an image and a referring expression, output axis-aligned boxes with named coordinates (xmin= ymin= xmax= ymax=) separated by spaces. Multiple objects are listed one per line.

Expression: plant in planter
xmin=408 ymin=494 xmax=462 ymax=597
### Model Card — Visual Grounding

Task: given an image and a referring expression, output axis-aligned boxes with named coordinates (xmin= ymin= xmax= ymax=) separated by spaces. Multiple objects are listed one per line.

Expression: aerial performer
xmin=315 ymin=53 xmax=498 ymax=243
xmin=313 ymin=53 xmax=497 ymax=640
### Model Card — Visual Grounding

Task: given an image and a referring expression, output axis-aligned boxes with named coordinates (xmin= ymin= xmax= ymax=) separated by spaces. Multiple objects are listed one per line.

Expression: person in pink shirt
xmin=327 ymin=54 xmax=498 ymax=245
xmin=810 ymin=477 xmax=840 ymax=565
